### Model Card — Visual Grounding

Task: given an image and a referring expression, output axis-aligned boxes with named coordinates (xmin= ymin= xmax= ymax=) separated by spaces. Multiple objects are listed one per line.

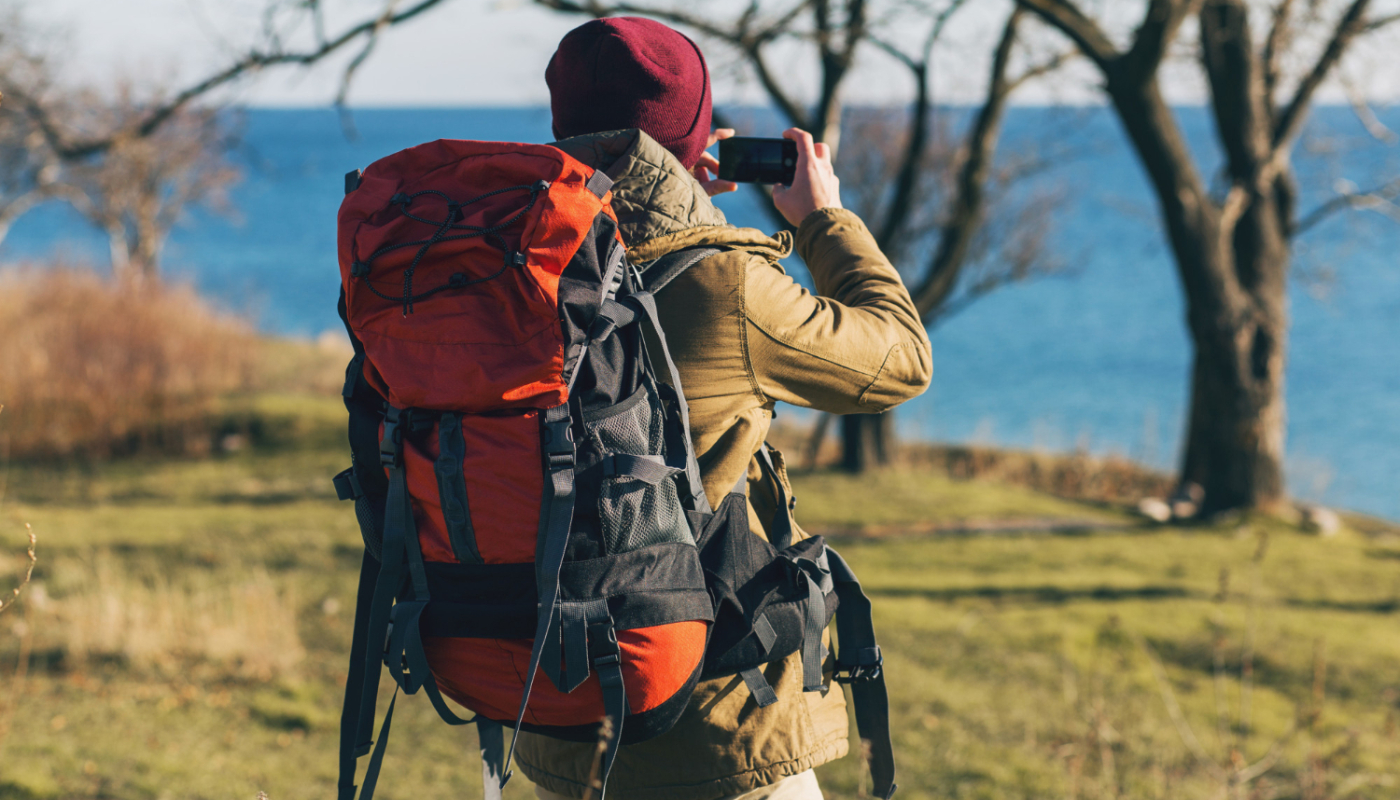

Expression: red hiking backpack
xmin=333 ymin=139 xmax=897 ymax=800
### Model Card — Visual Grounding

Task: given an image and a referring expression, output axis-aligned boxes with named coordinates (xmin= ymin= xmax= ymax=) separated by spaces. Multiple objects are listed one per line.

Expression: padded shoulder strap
xmin=639 ymin=247 xmax=724 ymax=294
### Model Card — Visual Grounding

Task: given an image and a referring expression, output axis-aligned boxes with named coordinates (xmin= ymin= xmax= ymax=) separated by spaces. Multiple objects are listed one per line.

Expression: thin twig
xmin=1294 ymin=176 xmax=1400 ymax=235
xmin=581 ymin=716 xmax=615 ymax=800
xmin=0 ymin=524 xmax=36 ymax=616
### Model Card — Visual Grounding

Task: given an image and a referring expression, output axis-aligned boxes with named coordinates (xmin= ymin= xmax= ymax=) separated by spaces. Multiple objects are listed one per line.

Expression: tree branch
xmin=1364 ymin=10 xmax=1400 ymax=31
xmin=4 ymin=0 xmax=454 ymax=161
xmin=333 ymin=0 xmax=403 ymax=139
xmin=870 ymin=0 xmax=973 ymax=248
xmin=910 ymin=7 xmax=1022 ymax=317
xmin=1293 ymin=176 xmax=1400 ymax=236
xmin=535 ymin=0 xmax=817 ymax=130
xmin=1262 ymin=0 xmax=1295 ymax=116
xmin=1272 ymin=0 xmax=1372 ymax=153
xmin=1200 ymin=0 xmax=1271 ymax=187
xmin=1122 ymin=0 xmax=1202 ymax=80
xmin=1013 ymin=0 xmax=1120 ymax=69
xmin=1339 ymin=70 xmax=1399 ymax=144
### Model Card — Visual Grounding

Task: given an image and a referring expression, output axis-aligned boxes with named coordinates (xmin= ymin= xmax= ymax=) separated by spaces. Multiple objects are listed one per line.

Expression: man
xmin=518 ymin=16 xmax=932 ymax=800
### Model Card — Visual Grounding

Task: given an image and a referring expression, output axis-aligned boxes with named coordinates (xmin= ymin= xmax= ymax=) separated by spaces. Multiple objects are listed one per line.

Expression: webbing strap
xmin=337 ymin=551 xmax=380 ymax=800
xmin=604 ymin=453 xmax=680 ymax=486
xmin=639 ymin=247 xmax=723 ymax=295
xmin=754 ymin=613 xmax=778 ymax=654
xmin=354 ymin=409 xmax=413 ymax=749
xmin=479 ymin=720 xmax=505 ymax=800
xmin=586 ymin=169 xmax=614 ymax=198
xmin=800 ymin=572 xmax=827 ymax=693
xmin=756 ymin=446 xmax=794 ymax=550
xmin=553 ymin=600 xmax=598 ymax=693
xmin=625 ymin=290 xmax=711 ymax=516
xmin=586 ymin=606 xmax=628 ymax=800
xmin=826 ymin=547 xmax=897 ymax=800
xmin=739 ymin=666 xmax=778 ymax=708
xmin=503 ymin=403 xmax=577 ymax=787
xmin=357 ymin=688 xmax=398 ymax=800
xmin=435 ymin=413 xmax=481 ymax=563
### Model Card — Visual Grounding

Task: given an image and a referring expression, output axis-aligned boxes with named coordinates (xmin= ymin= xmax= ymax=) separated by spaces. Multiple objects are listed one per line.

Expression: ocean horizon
xmin=3 ymin=105 xmax=1397 ymax=521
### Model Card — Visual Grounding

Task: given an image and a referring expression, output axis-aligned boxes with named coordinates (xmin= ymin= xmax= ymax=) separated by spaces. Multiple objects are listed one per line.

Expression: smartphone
xmin=718 ymin=137 xmax=798 ymax=185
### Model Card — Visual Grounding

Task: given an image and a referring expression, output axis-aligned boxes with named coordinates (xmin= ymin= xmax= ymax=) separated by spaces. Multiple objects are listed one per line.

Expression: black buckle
xmin=587 ymin=619 xmax=620 ymax=667
xmin=835 ymin=647 xmax=883 ymax=684
xmin=380 ymin=407 xmax=404 ymax=468
xmin=542 ymin=416 xmax=575 ymax=471
xmin=350 ymin=260 xmax=370 ymax=278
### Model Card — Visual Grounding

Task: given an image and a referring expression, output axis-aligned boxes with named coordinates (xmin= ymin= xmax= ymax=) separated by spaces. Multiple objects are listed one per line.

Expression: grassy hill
xmin=1 ymin=392 xmax=1398 ymax=800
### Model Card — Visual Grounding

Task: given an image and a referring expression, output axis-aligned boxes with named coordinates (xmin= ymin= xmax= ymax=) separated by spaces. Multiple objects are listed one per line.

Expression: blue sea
xmin=3 ymin=106 xmax=1398 ymax=521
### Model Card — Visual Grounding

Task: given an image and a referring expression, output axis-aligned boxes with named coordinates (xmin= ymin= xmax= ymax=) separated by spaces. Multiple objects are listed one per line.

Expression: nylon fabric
xmin=826 ymin=548 xmax=896 ymax=800
xmin=504 ymin=403 xmax=577 ymax=790
xmin=435 ymin=413 xmax=481 ymax=563
xmin=603 ymin=454 xmax=680 ymax=485
xmin=624 ymin=290 xmax=710 ymax=515
xmin=337 ymin=551 xmax=380 ymax=800
xmin=756 ymin=447 xmax=794 ymax=550
xmin=739 ymin=666 xmax=778 ymax=708
xmin=639 ymin=247 xmax=723 ymax=295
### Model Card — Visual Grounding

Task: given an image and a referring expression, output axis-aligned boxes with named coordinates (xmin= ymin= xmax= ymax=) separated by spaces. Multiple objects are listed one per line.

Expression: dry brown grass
xmin=32 ymin=555 xmax=304 ymax=680
xmin=774 ymin=420 xmax=1175 ymax=507
xmin=0 ymin=267 xmax=258 ymax=459
xmin=904 ymin=443 xmax=1175 ymax=505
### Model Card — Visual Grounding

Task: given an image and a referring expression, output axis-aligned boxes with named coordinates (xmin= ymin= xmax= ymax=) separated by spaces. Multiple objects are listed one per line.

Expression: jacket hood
xmin=550 ymin=128 xmax=792 ymax=265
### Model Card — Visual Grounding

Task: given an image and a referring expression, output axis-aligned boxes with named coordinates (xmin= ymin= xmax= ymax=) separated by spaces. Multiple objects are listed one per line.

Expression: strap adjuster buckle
xmin=835 ymin=647 xmax=883 ymax=684
xmin=542 ymin=417 xmax=575 ymax=470
xmin=380 ymin=407 xmax=405 ymax=468
xmin=586 ymin=618 xmax=620 ymax=665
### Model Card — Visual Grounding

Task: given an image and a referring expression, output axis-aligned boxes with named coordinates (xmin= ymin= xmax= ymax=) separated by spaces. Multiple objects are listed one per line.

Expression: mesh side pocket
xmin=589 ymin=386 xmax=694 ymax=554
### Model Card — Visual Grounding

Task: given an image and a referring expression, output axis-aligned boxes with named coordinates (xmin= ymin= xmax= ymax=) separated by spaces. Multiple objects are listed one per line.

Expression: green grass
xmin=1 ymin=393 xmax=1398 ymax=799
xmin=789 ymin=469 xmax=1134 ymax=531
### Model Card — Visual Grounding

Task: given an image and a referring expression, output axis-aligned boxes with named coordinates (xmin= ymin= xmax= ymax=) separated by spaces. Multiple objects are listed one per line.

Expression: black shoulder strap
xmin=639 ymin=247 xmax=723 ymax=294
xmin=826 ymin=546 xmax=897 ymax=799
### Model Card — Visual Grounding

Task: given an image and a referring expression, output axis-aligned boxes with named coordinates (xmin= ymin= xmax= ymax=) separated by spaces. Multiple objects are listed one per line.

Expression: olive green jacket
xmin=516 ymin=129 xmax=932 ymax=800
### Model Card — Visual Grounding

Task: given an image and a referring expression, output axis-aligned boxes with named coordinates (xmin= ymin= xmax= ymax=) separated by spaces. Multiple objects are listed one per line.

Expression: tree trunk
xmin=840 ymin=413 xmax=892 ymax=473
xmin=1180 ymin=191 xmax=1290 ymax=514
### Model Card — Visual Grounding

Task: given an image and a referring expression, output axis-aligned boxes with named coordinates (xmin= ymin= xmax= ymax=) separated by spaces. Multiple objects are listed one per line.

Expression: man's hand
xmin=772 ymin=128 xmax=842 ymax=228
xmin=692 ymin=128 xmax=738 ymax=197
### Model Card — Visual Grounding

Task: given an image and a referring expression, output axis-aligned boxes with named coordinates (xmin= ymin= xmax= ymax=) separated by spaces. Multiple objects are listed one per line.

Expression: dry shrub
xmin=0 ymin=267 xmax=257 ymax=459
xmin=910 ymin=444 xmax=1175 ymax=504
xmin=36 ymin=557 xmax=304 ymax=680
xmin=774 ymin=420 xmax=1174 ymax=505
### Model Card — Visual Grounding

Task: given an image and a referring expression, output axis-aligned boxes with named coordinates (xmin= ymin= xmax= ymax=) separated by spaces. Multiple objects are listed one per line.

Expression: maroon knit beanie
xmin=547 ymin=17 xmax=712 ymax=170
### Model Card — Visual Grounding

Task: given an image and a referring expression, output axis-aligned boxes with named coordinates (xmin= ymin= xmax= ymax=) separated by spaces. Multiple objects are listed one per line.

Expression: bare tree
xmin=61 ymin=94 xmax=240 ymax=279
xmin=0 ymin=12 xmax=240 ymax=279
xmin=3 ymin=0 xmax=1069 ymax=464
xmin=1015 ymin=0 xmax=1400 ymax=514
xmin=536 ymin=0 xmax=1070 ymax=471
xmin=0 ymin=23 xmax=73 ymax=247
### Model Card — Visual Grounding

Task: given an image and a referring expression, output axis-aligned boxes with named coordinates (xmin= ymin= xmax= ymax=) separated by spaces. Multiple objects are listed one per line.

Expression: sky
xmin=22 ymin=0 xmax=1400 ymax=108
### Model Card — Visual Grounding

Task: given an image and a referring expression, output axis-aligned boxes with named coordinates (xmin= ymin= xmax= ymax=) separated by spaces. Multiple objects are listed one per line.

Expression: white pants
xmin=534 ymin=769 xmax=823 ymax=800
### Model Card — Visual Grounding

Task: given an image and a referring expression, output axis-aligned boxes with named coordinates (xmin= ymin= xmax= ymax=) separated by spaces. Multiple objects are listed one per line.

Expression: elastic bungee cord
xmin=350 ymin=180 xmax=549 ymax=315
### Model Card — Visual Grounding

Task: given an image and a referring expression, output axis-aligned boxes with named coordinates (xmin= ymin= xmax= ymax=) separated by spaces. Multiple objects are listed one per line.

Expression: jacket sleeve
xmin=742 ymin=207 xmax=932 ymax=414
